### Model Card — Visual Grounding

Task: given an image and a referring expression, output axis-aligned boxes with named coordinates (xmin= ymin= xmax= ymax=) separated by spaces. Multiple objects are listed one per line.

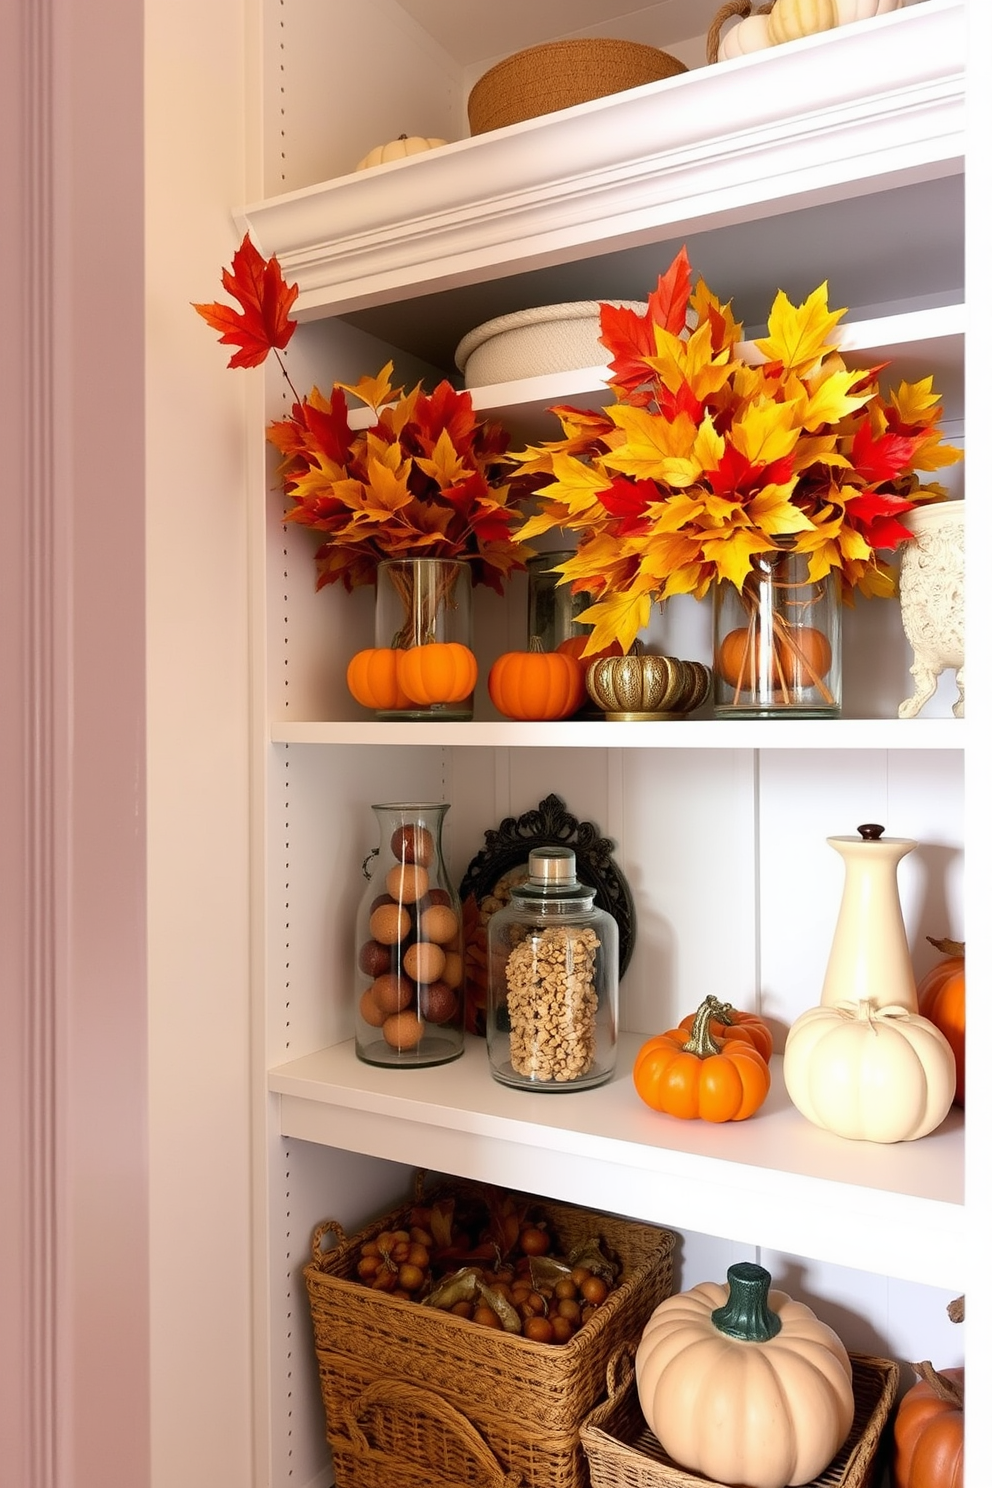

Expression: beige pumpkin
xmin=834 ymin=0 xmax=901 ymax=21
xmin=783 ymin=1000 xmax=956 ymax=1143
xmin=767 ymin=0 xmax=838 ymax=45
xmin=720 ymin=12 xmax=773 ymax=57
xmin=635 ymin=1261 xmax=855 ymax=1488
xmin=707 ymin=1 xmax=775 ymax=63
xmin=355 ymin=134 xmax=448 ymax=171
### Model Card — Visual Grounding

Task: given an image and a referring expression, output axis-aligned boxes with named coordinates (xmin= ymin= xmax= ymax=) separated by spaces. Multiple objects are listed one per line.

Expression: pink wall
xmin=0 ymin=0 xmax=151 ymax=1483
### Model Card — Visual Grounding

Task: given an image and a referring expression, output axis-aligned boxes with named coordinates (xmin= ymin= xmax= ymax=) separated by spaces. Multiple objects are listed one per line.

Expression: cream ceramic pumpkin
xmin=635 ymin=1261 xmax=855 ymax=1488
xmin=719 ymin=11 xmax=773 ymax=60
xmin=834 ymin=0 xmax=901 ymax=22
xmin=767 ymin=0 xmax=838 ymax=45
xmin=355 ymin=134 xmax=448 ymax=171
xmin=784 ymin=1000 xmax=956 ymax=1142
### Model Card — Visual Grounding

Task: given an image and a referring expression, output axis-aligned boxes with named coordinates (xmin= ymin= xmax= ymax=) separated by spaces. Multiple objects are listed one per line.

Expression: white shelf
xmin=271 ymin=718 xmax=964 ymax=749
xmin=343 ymin=301 xmax=965 ymax=437
xmin=269 ymin=1035 xmax=964 ymax=1290
xmin=238 ymin=0 xmax=964 ymax=320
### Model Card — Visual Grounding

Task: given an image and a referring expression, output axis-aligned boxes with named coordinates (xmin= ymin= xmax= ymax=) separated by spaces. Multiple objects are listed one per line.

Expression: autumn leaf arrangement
xmin=194 ymin=234 xmax=530 ymax=598
xmin=510 ymin=246 xmax=963 ymax=663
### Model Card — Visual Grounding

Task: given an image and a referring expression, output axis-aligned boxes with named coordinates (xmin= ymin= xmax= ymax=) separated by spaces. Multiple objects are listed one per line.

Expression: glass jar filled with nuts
xmin=486 ymin=847 xmax=618 ymax=1091
xmin=355 ymin=803 xmax=464 ymax=1066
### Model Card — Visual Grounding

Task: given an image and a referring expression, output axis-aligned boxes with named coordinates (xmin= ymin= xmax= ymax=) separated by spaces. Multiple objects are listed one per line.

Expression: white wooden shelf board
xmin=270 ymin=718 xmax=964 ymax=750
xmin=238 ymin=1 xmax=964 ymax=320
xmin=344 ymin=304 xmax=965 ymax=440
xmin=269 ymin=1036 xmax=963 ymax=1289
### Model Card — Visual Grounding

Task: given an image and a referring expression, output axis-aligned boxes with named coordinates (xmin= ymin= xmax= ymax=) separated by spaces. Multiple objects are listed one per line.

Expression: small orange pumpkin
xmin=893 ymin=1361 xmax=964 ymax=1488
xmin=917 ymin=936 xmax=965 ymax=1107
xmin=633 ymin=999 xmax=771 ymax=1123
xmin=488 ymin=643 xmax=585 ymax=720
xmin=346 ymin=647 xmax=415 ymax=711
xmin=555 ymin=634 xmax=624 ymax=678
xmin=396 ymin=642 xmax=478 ymax=706
xmin=717 ymin=623 xmax=832 ymax=692
xmin=677 ymin=994 xmax=774 ymax=1062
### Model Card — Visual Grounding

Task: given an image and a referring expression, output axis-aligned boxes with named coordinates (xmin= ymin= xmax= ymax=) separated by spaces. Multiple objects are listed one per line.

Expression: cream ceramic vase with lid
xmin=820 ymin=823 xmax=918 ymax=1011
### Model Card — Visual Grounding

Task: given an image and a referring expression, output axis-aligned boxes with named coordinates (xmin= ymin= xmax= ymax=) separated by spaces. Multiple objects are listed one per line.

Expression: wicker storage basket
xmin=467 ymin=39 xmax=687 ymax=136
xmin=305 ymin=1182 xmax=677 ymax=1488
xmin=580 ymin=1342 xmax=900 ymax=1488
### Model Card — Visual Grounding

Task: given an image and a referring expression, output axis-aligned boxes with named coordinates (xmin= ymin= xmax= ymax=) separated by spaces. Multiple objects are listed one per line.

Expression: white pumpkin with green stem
xmin=635 ymin=1262 xmax=855 ymax=1488
xmin=784 ymin=1000 xmax=955 ymax=1142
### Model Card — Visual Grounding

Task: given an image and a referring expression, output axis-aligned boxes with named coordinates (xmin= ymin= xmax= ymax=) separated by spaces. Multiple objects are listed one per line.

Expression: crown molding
xmin=238 ymin=0 xmax=964 ymax=318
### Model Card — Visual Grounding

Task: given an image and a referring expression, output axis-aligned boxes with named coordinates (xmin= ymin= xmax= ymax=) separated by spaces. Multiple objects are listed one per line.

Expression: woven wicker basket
xmin=580 ymin=1342 xmax=900 ymax=1488
xmin=305 ymin=1181 xmax=677 ymax=1488
xmin=467 ymin=39 xmax=687 ymax=136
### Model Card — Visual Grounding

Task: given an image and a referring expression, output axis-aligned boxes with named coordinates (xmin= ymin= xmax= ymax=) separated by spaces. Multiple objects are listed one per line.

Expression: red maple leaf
xmin=850 ymin=420 xmax=921 ymax=485
xmin=845 ymin=490 xmax=917 ymax=551
xmin=193 ymin=233 xmax=299 ymax=369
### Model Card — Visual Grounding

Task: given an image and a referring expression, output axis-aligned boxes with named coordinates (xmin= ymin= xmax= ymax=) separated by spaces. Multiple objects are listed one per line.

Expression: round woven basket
xmin=454 ymin=300 xmax=648 ymax=386
xmin=467 ymin=38 xmax=688 ymax=136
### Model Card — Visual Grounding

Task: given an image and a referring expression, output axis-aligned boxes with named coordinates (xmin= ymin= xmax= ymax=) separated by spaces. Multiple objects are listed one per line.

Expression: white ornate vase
xmin=898 ymin=500 xmax=964 ymax=719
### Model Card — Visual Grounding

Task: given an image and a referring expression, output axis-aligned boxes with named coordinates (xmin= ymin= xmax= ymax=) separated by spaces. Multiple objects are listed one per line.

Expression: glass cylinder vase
xmin=713 ymin=547 xmax=841 ymax=719
xmin=526 ymin=550 xmax=584 ymax=651
xmin=355 ymin=802 xmax=464 ymax=1067
xmin=374 ymin=557 xmax=475 ymax=721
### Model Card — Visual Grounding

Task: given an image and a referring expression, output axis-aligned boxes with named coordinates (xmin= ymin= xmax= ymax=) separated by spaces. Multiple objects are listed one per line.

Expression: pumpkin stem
xmin=926 ymin=935 xmax=965 ymax=957
xmin=711 ymin=1262 xmax=782 ymax=1342
xmin=912 ymin=1361 xmax=964 ymax=1407
xmin=682 ymin=998 xmax=724 ymax=1059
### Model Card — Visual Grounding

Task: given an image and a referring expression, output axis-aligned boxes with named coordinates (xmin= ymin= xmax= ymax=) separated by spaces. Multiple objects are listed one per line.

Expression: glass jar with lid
xmin=486 ymin=847 xmax=618 ymax=1091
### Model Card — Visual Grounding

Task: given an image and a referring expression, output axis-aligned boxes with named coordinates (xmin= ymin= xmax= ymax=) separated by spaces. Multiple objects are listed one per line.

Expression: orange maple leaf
xmin=193 ymin=232 xmax=298 ymax=369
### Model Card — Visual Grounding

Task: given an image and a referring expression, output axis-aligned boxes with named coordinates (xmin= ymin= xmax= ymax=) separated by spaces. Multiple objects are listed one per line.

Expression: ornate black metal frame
xmin=459 ymin=792 xmax=636 ymax=979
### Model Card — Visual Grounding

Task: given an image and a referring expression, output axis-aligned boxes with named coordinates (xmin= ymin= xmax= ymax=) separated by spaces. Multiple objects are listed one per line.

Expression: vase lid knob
xmin=857 ymin=823 xmax=885 ymax=840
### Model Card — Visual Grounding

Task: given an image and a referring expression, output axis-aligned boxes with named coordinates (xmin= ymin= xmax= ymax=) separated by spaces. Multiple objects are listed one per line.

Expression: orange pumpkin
xmin=396 ymin=642 xmax=478 ymax=706
xmin=677 ymin=995 xmax=774 ymax=1062
xmin=346 ymin=647 xmax=415 ymax=711
xmin=633 ymin=999 xmax=771 ymax=1123
xmin=917 ymin=936 xmax=965 ymax=1107
xmin=555 ymin=634 xmax=624 ymax=678
xmin=717 ymin=624 xmax=832 ymax=691
xmin=488 ymin=646 xmax=585 ymax=720
xmin=893 ymin=1361 xmax=964 ymax=1488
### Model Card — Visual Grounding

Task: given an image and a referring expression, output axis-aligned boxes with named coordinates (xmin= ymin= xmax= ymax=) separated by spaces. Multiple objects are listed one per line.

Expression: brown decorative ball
xmin=358 ymin=938 xmax=394 ymax=978
xmin=371 ymin=972 xmax=414 ymax=1015
xmin=369 ymin=902 xmax=411 ymax=945
xmin=440 ymin=949 xmax=464 ymax=989
xmin=359 ymin=988 xmax=387 ymax=1028
xmin=419 ymin=903 xmax=459 ymax=946
xmin=385 ymin=862 xmax=430 ymax=905
xmin=382 ymin=1009 xmax=425 ymax=1050
xmin=390 ymin=823 xmax=436 ymax=868
xmin=402 ymin=940 xmax=446 ymax=985
xmin=419 ymin=981 xmax=459 ymax=1024
xmin=426 ymin=887 xmax=452 ymax=908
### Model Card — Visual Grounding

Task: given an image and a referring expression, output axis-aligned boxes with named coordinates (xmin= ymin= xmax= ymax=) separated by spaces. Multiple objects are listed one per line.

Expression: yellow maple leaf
xmin=796 ymin=367 xmax=871 ymax=430
xmin=571 ymin=586 xmax=655 ymax=655
xmin=601 ymin=406 xmax=700 ymax=484
xmin=755 ymin=282 xmax=847 ymax=372
xmin=415 ymin=427 xmax=469 ymax=489
xmin=889 ymin=377 xmax=942 ymax=424
xmin=748 ymin=483 xmax=812 ymax=536
xmin=702 ymin=529 xmax=777 ymax=590
xmin=361 ymin=452 xmax=415 ymax=513
xmin=730 ymin=401 xmax=803 ymax=466
xmin=531 ymin=452 xmax=613 ymax=516
xmin=337 ymin=362 xmax=401 ymax=412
